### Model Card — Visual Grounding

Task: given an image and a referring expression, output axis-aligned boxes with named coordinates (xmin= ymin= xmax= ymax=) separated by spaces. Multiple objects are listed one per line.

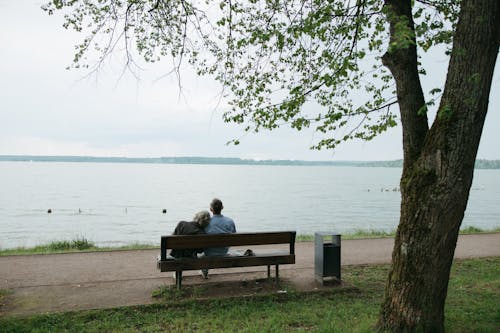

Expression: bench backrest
xmin=160 ymin=231 xmax=296 ymax=261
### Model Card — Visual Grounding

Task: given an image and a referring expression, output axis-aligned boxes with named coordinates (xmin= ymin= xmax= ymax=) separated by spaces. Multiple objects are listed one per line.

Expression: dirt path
xmin=1 ymin=233 xmax=499 ymax=316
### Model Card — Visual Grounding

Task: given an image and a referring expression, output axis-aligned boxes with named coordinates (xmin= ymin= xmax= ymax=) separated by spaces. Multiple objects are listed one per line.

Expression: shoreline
xmin=2 ymin=228 xmax=499 ymax=256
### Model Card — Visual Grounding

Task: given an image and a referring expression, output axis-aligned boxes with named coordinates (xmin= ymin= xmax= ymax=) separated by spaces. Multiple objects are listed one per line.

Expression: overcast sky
xmin=1 ymin=0 xmax=499 ymax=161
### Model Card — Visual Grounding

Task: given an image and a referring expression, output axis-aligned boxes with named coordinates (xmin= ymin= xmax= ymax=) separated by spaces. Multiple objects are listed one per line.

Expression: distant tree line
xmin=1 ymin=155 xmax=499 ymax=169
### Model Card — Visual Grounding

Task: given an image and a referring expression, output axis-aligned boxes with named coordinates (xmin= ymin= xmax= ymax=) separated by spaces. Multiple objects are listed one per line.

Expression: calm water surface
xmin=0 ymin=162 xmax=498 ymax=249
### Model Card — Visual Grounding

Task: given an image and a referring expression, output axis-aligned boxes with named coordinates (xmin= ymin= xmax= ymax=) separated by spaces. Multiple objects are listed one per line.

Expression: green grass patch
xmin=298 ymin=229 xmax=396 ymax=241
xmin=295 ymin=234 xmax=314 ymax=241
xmin=152 ymin=284 xmax=210 ymax=301
xmin=299 ymin=226 xmax=500 ymax=241
xmin=0 ymin=289 xmax=13 ymax=312
xmin=348 ymin=229 xmax=395 ymax=239
xmin=0 ymin=289 xmax=13 ymax=299
xmin=460 ymin=226 xmax=484 ymax=234
xmin=1 ymin=258 xmax=498 ymax=332
xmin=0 ymin=237 xmax=97 ymax=255
xmin=99 ymin=242 xmax=158 ymax=252
xmin=460 ymin=225 xmax=500 ymax=234
xmin=47 ymin=238 xmax=94 ymax=251
xmin=444 ymin=258 xmax=500 ymax=332
xmin=0 ymin=238 xmax=156 ymax=256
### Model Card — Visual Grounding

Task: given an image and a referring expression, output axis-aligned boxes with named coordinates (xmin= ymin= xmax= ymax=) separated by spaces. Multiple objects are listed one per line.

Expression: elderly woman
xmin=169 ymin=210 xmax=211 ymax=259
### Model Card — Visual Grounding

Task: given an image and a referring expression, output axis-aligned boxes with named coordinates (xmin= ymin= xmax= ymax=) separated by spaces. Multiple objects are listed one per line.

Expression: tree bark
xmin=378 ymin=1 xmax=500 ymax=332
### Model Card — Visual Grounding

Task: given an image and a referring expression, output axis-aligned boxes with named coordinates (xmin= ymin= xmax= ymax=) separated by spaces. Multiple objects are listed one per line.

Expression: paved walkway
xmin=1 ymin=233 xmax=499 ymax=316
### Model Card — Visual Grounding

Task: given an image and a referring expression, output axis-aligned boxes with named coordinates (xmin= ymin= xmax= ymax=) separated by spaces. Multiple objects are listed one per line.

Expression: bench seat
xmin=158 ymin=252 xmax=294 ymax=271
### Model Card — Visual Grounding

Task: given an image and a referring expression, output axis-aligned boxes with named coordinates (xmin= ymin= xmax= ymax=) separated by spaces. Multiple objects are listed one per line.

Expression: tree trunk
xmin=378 ymin=1 xmax=500 ymax=332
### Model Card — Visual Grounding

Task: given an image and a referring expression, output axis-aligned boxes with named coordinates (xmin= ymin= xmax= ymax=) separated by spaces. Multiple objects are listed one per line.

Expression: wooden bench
xmin=157 ymin=231 xmax=296 ymax=288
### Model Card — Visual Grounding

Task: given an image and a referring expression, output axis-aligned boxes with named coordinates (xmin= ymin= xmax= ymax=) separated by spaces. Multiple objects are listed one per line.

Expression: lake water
xmin=1 ymin=161 xmax=498 ymax=249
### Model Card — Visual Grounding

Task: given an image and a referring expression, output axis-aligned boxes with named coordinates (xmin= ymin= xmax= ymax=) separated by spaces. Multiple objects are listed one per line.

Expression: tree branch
xmin=382 ymin=0 xmax=429 ymax=167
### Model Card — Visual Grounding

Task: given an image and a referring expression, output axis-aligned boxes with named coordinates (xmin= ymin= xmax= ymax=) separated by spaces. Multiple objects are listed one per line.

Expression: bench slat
xmin=158 ymin=254 xmax=295 ymax=271
xmin=162 ymin=231 xmax=295 ymax=249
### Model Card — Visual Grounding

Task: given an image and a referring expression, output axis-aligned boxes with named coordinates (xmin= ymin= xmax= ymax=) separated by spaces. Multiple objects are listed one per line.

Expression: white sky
xmin=1 ymin=0 xmax=499 ymax=161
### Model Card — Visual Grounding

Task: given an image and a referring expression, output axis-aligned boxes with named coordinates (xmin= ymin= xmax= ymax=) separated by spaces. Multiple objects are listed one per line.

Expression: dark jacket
xmin=169 ymin=221 xmax=206 ymax=258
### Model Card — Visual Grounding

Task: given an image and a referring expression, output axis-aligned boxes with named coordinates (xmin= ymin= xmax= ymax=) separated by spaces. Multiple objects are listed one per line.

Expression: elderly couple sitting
xmin=170 ymin=198 xmax=253 ymax=279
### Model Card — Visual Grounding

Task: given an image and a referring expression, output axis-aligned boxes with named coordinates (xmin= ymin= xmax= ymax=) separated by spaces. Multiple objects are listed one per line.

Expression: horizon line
xmin=0 ymin=154 xmax=401 ymax=163
xmin=1 ymin=154 xmax=499 ymax=163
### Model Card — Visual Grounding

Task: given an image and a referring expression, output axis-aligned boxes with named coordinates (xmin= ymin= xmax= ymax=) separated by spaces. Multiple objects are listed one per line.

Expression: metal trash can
xmin=314 ymin=232 xmax=341 ymax=284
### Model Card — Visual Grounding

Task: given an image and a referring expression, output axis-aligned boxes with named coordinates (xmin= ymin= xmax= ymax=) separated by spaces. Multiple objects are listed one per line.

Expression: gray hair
xmin=193 ymin=210 xmax=211 ymax=228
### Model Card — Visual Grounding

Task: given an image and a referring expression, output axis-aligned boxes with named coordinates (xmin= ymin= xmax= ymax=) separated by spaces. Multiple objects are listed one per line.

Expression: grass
xmin=298 ymin=226 xmax=500 ymax=242
xmin=296 ymin=230 xmax=396 ymax=242
xmin=459 ymin=226 xmax=500 ymax=234
xmin=344 ymin=229 xmax=395 ymax=239
xmin=0 ymin=288 xmax=12 ymax=300
xmin=0 ymin=258 xmax=498 ymax=332
xmin=0 ymin=238 xmax=157 ymax=256
xmin=0 ymin=237 xmax=97 ymax=256
xmin=152 ymin=284 xmax=209 ymax=300
xmin=2 ymin=227 xmax=499 ymax=255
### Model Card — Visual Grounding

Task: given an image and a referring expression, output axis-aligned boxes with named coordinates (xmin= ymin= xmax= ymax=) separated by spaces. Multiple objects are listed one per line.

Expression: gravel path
xmin=1 ymin=233 xmax=499 ymax=316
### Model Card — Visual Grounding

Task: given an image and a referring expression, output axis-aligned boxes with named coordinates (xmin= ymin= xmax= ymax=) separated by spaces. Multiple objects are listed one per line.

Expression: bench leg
xmin=175 ymin=271 xmax=182 ymax=289
xmin=275 ymin=265 xmax=280 ymax=285
xmin=267 ymin=265 xmax=271 ymax=279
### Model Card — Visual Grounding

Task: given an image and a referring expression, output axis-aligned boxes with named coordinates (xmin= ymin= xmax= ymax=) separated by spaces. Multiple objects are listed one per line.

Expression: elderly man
xmin=202 ymin=198 xmax=236 ymax=278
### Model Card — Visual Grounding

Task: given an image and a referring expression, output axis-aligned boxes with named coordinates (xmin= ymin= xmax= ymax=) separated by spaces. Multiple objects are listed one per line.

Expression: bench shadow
xmin=152 ymin=276 xmax=290 ymax=302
